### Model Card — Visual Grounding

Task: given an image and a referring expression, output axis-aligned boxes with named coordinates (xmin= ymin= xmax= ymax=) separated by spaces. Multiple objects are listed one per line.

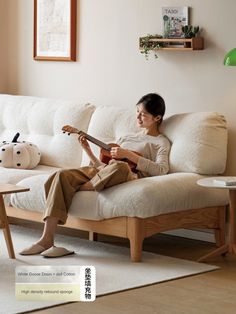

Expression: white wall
xmin=4 ymin=0 xmax=236 ymax=174
xmin=0 ymin=0 xmax=8 ymax=93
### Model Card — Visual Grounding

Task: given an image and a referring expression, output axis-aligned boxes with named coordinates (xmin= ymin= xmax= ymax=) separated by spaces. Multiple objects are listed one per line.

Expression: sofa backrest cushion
xmin=0 ymin=95 xmax=95 ymax=168
xmin=160 ymin=112 xmax=227 ymax=174
xmin=82 ymin=107 xmax=227 ymax=175
xmin=81 ymin=106 xmax=139 ymax=166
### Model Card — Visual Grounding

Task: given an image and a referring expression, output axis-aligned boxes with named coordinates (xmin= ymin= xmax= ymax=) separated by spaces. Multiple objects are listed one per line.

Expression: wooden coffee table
xmin=0 ymin=184 xmax=29 ymax=258
xmin=197 ymin=177 xmax=236 ymax=261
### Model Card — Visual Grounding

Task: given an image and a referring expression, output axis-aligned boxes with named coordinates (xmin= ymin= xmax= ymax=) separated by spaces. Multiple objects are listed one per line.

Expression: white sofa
xmin=0 ymin=94 xmax=229 ymax=262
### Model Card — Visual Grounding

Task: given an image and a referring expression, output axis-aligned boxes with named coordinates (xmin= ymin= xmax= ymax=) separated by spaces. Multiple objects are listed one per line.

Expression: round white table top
xmin=197 ymin=177 xmax=236 ymax=190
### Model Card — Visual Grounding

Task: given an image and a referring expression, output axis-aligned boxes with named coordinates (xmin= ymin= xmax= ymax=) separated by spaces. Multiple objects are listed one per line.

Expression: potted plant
xmin=182 ymin=25 xmax=200 ymax=47
xmin=139 ymin=34 xmax=164 ymax=60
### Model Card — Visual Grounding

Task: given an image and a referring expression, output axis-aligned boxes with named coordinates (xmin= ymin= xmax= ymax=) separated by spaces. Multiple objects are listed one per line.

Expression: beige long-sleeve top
xmin=116 ymin=132 xmax=171 ymax=178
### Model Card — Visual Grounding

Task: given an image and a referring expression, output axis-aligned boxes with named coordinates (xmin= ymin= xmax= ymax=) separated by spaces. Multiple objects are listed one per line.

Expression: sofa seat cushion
xmin=0 ymin=165 xmax=59 ymax=185
xmin=10 ymin=173 xmax=229 ymax=221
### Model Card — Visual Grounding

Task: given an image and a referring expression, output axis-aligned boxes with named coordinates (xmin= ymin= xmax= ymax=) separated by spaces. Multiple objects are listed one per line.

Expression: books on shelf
xmin=162 ymin=6 xmax=189 ymax=38
xmin=213 ymin=177 xmax=236 ymax=186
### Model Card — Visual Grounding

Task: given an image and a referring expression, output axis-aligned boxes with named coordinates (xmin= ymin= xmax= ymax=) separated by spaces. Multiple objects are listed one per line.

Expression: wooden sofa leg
xmin=89 ymin=231 xmax=98 ymax=241
xmin=127 ymin=217 xmax=145 ymax=262
xmin=214 ymin=206 xmax=226 ymax=247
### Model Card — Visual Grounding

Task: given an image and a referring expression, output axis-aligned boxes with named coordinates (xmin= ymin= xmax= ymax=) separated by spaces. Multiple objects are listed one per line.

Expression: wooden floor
xmin=14 ymin=221 xmax=236 ymax=314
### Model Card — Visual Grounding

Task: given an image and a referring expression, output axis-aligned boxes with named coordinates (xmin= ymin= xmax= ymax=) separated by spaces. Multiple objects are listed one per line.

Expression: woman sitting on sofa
xmin=20 ymin=93 xmax=171 ymax=257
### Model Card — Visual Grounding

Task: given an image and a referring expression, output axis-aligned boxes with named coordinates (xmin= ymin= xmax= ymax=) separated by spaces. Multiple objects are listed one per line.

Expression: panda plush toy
xmin=0 ymin=133 xmax=41 ymax=169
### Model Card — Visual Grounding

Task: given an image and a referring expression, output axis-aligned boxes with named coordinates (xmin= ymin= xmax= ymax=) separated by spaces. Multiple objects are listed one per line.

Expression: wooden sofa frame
xmin=6 ymin=205 xmax=226 ymax=262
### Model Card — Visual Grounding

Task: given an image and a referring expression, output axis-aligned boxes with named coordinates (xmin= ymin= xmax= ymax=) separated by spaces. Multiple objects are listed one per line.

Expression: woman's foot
xmin=20 ymin=216 xmax=59 ymax=255
xmin=20 ymin=238 xmax=54 ymax=255
xmin=19 ymin=243 xmax=47 ymax=255
xmin=35 ymin=236 xmax=54 ymax=250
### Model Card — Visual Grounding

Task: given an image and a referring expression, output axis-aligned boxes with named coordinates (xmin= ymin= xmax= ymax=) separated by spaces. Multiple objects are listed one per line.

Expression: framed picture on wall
xmin=162 ymin=6 xmax=189 ymax=38
xmin=34 ymin=0 xmax=77 ymax=61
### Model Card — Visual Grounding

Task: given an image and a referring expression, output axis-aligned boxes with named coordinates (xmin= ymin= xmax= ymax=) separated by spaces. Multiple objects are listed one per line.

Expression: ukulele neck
xmin=79 ymin=131 xmax=111 ymax=151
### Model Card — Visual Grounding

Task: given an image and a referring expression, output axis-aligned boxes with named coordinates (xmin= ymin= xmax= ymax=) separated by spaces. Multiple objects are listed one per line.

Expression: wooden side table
xmin=197 ymin=177 xmax=236 ymax=261
xmin=0 ymin=184 xmax=29 ymax=258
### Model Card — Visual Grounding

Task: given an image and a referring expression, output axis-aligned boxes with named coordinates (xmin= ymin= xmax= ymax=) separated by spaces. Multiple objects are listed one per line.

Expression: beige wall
xmin=0 ymin=0 xmax=8 ymax=92
xmin=4 ymin=0 xmax=236 ymax=174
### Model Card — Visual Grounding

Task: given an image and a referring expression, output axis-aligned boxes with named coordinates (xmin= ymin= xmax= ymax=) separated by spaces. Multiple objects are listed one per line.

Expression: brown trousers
xmin=44 ymin=161 xmax=135 ymax=224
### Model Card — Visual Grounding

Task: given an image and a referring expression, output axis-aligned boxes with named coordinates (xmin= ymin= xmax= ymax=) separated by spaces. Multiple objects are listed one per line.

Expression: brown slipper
xmin=40 ymin=246 xmax=75 ymax=258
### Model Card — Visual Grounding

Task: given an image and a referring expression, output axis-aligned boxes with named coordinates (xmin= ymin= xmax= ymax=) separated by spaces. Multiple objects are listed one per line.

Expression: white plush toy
xmin=0 ymin=133 xmax=41 ymax=169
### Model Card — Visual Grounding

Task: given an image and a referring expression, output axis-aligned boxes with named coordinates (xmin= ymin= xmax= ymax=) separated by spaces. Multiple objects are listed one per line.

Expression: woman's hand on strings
xmin=110 ymin=147 xmax=129 ymax=159
xmin=111 ymin=146 xmax=140 ymax=165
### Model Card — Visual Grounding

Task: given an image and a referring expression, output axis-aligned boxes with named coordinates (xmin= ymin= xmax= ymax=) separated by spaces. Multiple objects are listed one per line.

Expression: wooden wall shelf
xmin=139 ymin=37 xmax=204 ymax=51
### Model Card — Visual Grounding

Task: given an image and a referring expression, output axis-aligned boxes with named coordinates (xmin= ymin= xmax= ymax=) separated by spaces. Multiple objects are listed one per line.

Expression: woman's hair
xmin=136 ymin=93 xmax=166 ymax=124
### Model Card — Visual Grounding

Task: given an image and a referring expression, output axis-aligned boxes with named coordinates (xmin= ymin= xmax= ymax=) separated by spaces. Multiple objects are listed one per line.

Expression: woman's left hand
xmin=78 ymin=134 xmax=91 ymax=151
xmin=110 ymin=147 xmax=129 ymax=159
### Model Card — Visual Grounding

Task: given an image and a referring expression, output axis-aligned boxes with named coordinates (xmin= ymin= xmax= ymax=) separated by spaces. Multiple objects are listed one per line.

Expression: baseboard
xmin=163 ymin=229 xmax=215 ymax=243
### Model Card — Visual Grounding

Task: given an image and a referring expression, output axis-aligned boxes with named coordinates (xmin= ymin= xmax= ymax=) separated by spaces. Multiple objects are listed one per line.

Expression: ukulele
xmin=62 ymin=125 xmax=140 ymax=171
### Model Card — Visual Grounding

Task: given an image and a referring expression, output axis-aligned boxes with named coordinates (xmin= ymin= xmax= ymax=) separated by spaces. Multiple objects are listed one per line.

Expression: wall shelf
xmin=139 ymin=37 xmax=204 ymax=51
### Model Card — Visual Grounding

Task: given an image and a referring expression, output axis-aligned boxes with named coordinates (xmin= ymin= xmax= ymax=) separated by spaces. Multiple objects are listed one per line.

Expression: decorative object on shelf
xmin=139 ymin=34 xmax=164 ymax=60
xmin=182 ymin=25 xmax=200 ymax=38
xmin=139 ymin=6 xmax=203 ymax=58
xmin=162 ymin=6 xmax=188 ymax=38
xmin=139 ymin=36 xmax=204 ymax=56
xmin=181 ymin=25 xmax=200 ymax=47
xmin=224 ymin=48 xmax=236 ymax=66
xmin=34 ymin=0 xmax=77 ymax=61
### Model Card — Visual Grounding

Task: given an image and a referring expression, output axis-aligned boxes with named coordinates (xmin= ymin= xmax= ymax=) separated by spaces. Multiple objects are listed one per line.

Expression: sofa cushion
xmin=1 ymin=165 xmax=59 ymax=206
xmin=0 ymin=94 xmax=95 ymax=168
xmin=0 ymin=165 xmax=59 ymax=185
xmin=81 ymin=106 xmax=140 ymax=166
xmin=10 ymin=174 xmax=101 ymax=220
xmin=161 ymin=112 xmax=227 ymax=174
xmin=11 ymin=173 xmax=228 ymax=221
xmin=81 ymin=107 xmax=227 ymax=175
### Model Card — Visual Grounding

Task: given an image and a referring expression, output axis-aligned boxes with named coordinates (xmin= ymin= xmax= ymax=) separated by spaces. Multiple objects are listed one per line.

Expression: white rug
xmin=0 ymin=225 xmax=218 ymax=314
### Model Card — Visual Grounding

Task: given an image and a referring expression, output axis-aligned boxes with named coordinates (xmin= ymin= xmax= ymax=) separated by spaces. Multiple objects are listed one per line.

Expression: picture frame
xmin=162 ymin=6 xmax=189 ymax=38
xmin=34 ymin=0 xmax=77 ymax=61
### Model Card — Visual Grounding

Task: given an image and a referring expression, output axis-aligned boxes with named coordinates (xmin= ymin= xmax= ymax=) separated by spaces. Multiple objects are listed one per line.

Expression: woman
xmin=20 ymin=93 xmax=171 ymax=257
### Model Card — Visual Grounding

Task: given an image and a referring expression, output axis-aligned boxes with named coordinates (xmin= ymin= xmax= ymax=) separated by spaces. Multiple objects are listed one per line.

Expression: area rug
xmin=0 ymin=225 xmax=218 ymax=314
